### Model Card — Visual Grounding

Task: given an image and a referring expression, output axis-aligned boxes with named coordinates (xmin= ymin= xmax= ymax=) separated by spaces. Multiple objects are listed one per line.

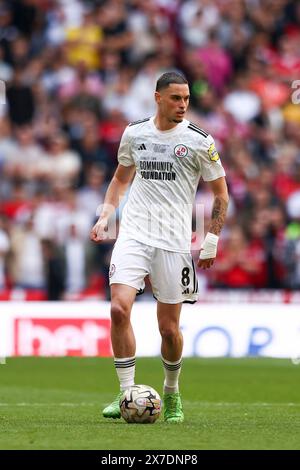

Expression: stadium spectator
xmin=63 ymin=221 xmax=88 ymax=295
xmin=9 ymin=211 xmax=45 ymax=289
xmin=0 ymin=214 xmax=9 ymax=290
xmin=6 ymin=66 xmax=35 ymax=125
xmin=42 ymin=131 xmax=81 ymax=186
xmin=41 ymin=238 xmax=65 ymax=301
xmin=212 ymin=226 xmax=267 ymax=288
xmin=65 ymin=6 xmax=103 ymax=71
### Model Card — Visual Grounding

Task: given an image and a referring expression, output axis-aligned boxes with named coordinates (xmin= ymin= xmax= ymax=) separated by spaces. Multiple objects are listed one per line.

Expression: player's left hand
xmin=197 ymin=232 xmax=219 ymax=269
xmin=197 ymin=252 xmax=215 ymax=269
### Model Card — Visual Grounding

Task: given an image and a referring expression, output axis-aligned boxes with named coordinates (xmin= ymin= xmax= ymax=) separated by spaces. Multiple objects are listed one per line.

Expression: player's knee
xmin=159 ymin=324 xmax=179 ymax=341
xmin=111 ymin=303 xmax=130 ymax=327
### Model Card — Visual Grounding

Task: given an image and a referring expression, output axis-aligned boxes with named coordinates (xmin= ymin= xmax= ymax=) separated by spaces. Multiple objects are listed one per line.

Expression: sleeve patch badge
xmin=208 ymin=143 xmax=220 ymax=162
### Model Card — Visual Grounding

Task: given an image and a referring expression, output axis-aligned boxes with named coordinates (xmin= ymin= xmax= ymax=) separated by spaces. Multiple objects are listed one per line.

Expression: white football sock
xmin=114 ymin=356 xmax=136 ymax=391
xmin=162 ymin=356 xmax=182 ymax=394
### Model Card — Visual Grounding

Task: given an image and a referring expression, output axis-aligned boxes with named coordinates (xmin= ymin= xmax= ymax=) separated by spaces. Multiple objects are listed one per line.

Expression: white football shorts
xmin=109 ymin=235 xmax=198 ymax=304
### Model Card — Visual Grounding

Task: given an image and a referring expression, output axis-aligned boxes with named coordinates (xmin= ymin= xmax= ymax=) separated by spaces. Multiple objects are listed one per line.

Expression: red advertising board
xmin=14 ymin=318 xmax=112 ymax=357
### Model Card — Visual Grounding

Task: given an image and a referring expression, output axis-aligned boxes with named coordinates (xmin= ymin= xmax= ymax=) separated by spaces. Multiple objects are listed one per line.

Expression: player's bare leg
xmin=110 ymin=284 xmax=137 ymax=357
xmin=157 ymin=302 xmax=184 ymax=423
xmin=103 ymin=284 xmax=137 ymax=419
xmin=157 ymin=302 xmax=183 ymax=361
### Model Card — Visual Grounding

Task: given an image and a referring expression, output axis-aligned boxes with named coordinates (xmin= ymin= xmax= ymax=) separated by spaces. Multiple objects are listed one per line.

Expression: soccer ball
xmin=119 ymin=384 xmax=161 ymax=424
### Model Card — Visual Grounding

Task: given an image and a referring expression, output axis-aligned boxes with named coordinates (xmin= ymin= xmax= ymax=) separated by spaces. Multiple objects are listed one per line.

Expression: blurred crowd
xmin=0 ymin=0 xmax=300 ymax=300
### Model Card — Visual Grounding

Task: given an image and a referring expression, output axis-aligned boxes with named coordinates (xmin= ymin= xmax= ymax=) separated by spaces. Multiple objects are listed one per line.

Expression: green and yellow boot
xmin=163 ymin=392 xmax=184 ymax=423
xmin=102 ymin=391 xmax=123 ymax=419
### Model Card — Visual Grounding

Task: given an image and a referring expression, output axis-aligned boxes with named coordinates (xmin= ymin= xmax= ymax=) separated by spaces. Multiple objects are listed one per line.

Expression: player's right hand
xmin=90 ymin=218 xmax=108 ymax=243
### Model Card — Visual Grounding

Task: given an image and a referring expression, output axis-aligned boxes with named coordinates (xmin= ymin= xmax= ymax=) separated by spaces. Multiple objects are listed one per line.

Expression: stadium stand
xmin=0 ymin=0 xmax=300 ymax=300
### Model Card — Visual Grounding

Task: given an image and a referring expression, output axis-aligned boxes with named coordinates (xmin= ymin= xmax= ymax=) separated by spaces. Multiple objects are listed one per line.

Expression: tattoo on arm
xmin=209 ymin=195 xmax=228 ymax=236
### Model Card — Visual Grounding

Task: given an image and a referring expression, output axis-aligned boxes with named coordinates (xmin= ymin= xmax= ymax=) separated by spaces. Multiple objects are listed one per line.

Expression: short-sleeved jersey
xmin=118 ymin=116 xmax=225 ymax=253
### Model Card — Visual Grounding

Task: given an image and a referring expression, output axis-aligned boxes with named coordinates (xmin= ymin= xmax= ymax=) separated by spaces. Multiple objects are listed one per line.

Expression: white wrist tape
xmin=199 ymin=232 xmax=219 ymax=260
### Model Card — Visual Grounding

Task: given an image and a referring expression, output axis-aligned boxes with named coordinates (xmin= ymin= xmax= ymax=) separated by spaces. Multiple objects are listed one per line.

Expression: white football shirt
xmin=118 ymin=117 xmax=225 ymax=253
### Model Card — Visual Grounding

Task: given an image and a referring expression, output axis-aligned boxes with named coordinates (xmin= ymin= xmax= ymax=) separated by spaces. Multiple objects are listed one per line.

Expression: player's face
xmin=155 ymin=84 xmax=190 ymax=124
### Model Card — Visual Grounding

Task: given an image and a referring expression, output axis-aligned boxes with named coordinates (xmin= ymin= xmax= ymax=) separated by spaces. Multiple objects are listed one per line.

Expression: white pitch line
xmin=176 ymin=401 xmax=300 ymax=408
xmin=0 ymin=402 xmax=300 ymax=407
xmin=0 ymin=402 xmax=101 ymax=407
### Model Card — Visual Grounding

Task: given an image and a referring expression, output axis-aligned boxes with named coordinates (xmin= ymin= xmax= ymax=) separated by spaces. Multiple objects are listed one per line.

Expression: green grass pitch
xmin=0 ymin=357 xmax=300 ymax=450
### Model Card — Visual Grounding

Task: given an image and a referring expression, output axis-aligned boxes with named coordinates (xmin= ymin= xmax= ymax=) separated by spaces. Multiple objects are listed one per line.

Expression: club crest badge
xmin=174 ymin=144 xmax=188 ymax=158
xmin=109 ymin=264 xmax=116 ymax=278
